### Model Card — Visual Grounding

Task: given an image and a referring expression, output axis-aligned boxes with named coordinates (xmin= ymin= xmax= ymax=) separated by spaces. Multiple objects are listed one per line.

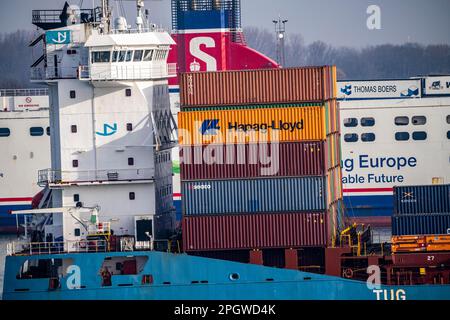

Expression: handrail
xmin=7 ymin=239 xmax=109 ymax=256
xmin=0 ymin=88 xmax=48 ymax=97
xmin=79 ymin=63 xmax=177 ymax=81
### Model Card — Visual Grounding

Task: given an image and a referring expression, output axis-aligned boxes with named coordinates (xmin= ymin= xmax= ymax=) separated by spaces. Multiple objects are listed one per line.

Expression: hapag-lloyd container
xmin=180 ymin=141 xmax=327 ymax=181
xmin=179 ymin=66 xmax=337 ymax=108
xmin=182 ymin=176 xmax=326 ymax=216
xmin=394 ymin=185 xmax=450 ymax=215
xmin=182 ymin=212 xmax=329 ymax=251
xmin=178 ymin=106 xmax=326 ymax=145
xmin=392 ymin=213 xmax=450 ymax=236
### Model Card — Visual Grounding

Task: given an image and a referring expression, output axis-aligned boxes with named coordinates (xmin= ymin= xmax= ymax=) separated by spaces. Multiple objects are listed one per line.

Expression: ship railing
xmin=230 ymin=28 xmax=247 ymax=45
xmin=38 ymin=168 xmax=155 ymax=186
xmin=32 ymin=8 xmax=101 ymax=25
xmin=7 ymin=239 xmax=109 ymax=256
xmin=78 ymin=63 xmax=177 ymax=81
xmin=0 ymin=88 xmax=48 ymax=97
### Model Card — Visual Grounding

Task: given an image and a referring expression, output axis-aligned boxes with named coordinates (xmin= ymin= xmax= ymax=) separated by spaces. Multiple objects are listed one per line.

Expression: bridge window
xmin=0 ymin=128 xmax=10 ymax=137
xmin=30 ymin=127 xmax=44 ymax=136
xmin=412 ymin=116 xmax=426 ymax=125
xmin=344 ymin=133 xmax=358 ymax=143
xmin=361 ymin=117 xmax=375 ymax=127
xmin=112 ymin=51 xmax=118 ymax=62
xmin=125 ymin=50 xmax=133 ymax=62
xmin=343 ymin=118 xmax=358 ymax=127
xmin=117 ymin=51 xmax=126 ymax=62
xmin=412 ymin=131 xmax=427 ymax=141
xmin=395 ymin=116 xmax=409 ymax=126
xmin=91 ymin=51 xmax=111 ymax=63
xmin=133 ymin=50 xmax=143 ymax=62
xmin=361 ymin=133 xmax=376 ymax=142
xmin=143 ymin=50 xmax=153 ymax=62
xmin=395 ymin=132 xmax=410 ymax=141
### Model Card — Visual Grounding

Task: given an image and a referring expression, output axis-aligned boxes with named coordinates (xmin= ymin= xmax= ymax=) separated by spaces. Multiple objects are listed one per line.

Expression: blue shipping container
xmin=394 ymin=184 xmax=450 ymax=215
xmin=182 ymin=177 xmax=326 ymax=216
xmin=392 ymin=213 xmax=450 ymax=236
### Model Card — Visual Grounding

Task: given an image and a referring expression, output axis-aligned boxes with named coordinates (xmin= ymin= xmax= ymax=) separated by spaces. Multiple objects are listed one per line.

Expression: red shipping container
xmin=179 ymin=66 xmax=337 ymax=108
xmin=180 ymin=141 xmax=326 ymax=181
xmin=182 ymin=212 xmax=329 ymax=251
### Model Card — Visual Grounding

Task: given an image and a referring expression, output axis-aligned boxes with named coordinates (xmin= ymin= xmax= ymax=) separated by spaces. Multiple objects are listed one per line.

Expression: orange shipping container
xmin=178 ymin=106 xmax=326 ymax=145
xmin=180 ymin=66 xmax=337 ymax=108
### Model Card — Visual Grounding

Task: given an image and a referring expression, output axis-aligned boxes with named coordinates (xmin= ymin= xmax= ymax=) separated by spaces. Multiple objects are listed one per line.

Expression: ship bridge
xmin=79 ymin=30 xmax=177 ymax=83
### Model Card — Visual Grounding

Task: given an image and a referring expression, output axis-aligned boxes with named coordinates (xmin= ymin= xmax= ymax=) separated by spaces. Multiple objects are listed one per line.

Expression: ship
xmin=0 ymin=89 xmax=50 ymax=233
xmin=2 ymin=0 xmax=450 ymax=301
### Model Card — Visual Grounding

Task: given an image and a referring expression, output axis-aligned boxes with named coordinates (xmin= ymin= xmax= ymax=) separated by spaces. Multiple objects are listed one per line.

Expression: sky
xmin=0 ymin=0 xmax=449 ymax=48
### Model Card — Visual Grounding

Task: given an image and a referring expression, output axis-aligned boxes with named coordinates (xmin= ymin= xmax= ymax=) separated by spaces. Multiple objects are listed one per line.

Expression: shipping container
xmin=182 ymin=176 xmax=326 ymax=216
xmin=180 ymin=141 xmax=326 ymax=180
xmin=394 ymin=184 xmax=450 ymax=215
xmin=178 ymin=106 xmax=326 ymax=145
xmin=182 ymin=212 xmax=329 ymax=251
xmin=179 ymin=66 xmax=337 ymax=108
xmin=392 ymin=213 xmax=450 ymax=236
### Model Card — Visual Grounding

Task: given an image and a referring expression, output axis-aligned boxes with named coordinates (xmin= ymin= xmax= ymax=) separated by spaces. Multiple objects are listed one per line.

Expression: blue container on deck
xmin=392 ymin=213 xmax=450 ymax=236
xmin=393 ymin=184 xmax=450 ymax=215
xmin=182 ymin=177 xmax=326 ymax=216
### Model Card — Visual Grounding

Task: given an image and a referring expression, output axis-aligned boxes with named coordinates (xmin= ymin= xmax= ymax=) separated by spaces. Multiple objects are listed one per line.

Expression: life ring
xmin=343 ymin=268 xmax=354 ymax=279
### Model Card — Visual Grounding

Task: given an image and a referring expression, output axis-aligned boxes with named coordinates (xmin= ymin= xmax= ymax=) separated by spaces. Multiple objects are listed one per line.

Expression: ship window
xmin=91 ymin=51 xmax=111 ymax=63
xmin=125 ymin=50 xmax=133 ymax=62
xmin=447 ymin=115 xmax=450 ymax=124
xmin=46 ymin=127 xmax=50 ymax=136
xmin=112 ymin=51 xmax=119 ymax=62
xmin=447 ymin=131 xmax=450 ymax=139
xmin=0 ymin=128 xmax=11 ymax=137
xmin=395 ymin=116 xmax=409 ymax=126
xmin=126 ymin=123 xmax=133 ymax=131
xmin=412 ymin=116 xmax=426 ymax=125
xmin=17 ymin=259 xmax=74 ymax=280
xmin=395 ymin=132 xmax=410 ymax=141
xmin=128 ymin=158 xmax=134 ymax=166
xmin=129 ymin=192 xmax=135 ymax=200
xmin=30 ymin=127 xmax=44 ymax=136
xmin=143 ymin=50 xmax=153 ymax=61
xmin=125 ymin=88 xmax=131 ymax=97
xmin=344 ymin=133 xmax=358 ymax=142
xmin=67 ymin=49 xmax=77 ymax=55
xmin=117 ymin=51 xmax=126 ymax=62
xmin=74 ymin=228 xmax=81 ymax=237
xmin=133 ymin=50 xmax=143 ymax=62
xmin=361 ymin=117 xmax=375 ymax=127
xmin=71 ymin=125 xmax=77 ymax=133
xmin=412 ymin=131 xmax=427 ymax=141
xmin=73 ymin=194 xmax=80 ymax=202
xmin=70 ymin=90 xmax=76 ymax=99
xmin=343 ymin=118 xmax=358 ymax=127
xmin=72 ymin=159 xmax=79 ymax=167
xmin=361 ymin=133 xmax=376 ymax=142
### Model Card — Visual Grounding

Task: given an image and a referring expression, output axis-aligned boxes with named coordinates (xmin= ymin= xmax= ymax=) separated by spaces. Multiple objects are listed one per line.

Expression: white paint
xmin=366 ymin=5 xmax=381 ymax=30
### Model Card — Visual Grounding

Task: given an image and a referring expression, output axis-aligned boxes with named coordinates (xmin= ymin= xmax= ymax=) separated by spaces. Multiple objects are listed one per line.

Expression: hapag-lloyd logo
xmin=200 ymin=119 xmax=304 ymax=135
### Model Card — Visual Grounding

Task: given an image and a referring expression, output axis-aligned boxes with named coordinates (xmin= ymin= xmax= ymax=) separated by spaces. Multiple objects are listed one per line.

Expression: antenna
xmin=273 ymin=16 xmax=288 ymax=67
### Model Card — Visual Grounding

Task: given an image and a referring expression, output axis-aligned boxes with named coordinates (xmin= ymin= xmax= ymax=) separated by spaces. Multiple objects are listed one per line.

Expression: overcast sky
xmin=0 ymin=0 xmax=449 ymax=48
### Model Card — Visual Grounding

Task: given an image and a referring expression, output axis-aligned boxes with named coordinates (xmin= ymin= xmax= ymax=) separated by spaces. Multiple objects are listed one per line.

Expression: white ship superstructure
xmin=0 ymin=89 xmax=50 ymax=232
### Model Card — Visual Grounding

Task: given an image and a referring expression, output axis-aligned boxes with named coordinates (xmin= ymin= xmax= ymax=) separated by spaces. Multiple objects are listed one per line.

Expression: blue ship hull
xmin=0 ymin=204 xmax=29 ymax=233
xmin=3 ymin=251 xmax=450 ymax=300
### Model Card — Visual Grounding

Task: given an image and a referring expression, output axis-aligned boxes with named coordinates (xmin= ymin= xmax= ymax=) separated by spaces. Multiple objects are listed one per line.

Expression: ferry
xmin=3 ymin=0 xmax=450 ymax=301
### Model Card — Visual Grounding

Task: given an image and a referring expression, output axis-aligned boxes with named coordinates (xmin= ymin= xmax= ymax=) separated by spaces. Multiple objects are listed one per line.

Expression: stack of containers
xmin=392 ymin=184 xmax=450 ymax=235
xmin=178 ymin=67 xmax=344 ymax=254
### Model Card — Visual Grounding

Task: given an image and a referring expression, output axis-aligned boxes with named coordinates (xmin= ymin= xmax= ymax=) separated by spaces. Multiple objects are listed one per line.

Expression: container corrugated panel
xmin=180 ymin=141 xmax=326 ymax=181
xmin=182 ymin=212 xmax=329 ymax=251
xmin=392 ymin=213 xmax=450 ymax=236
xmin=394 ymin=185 xmax=450 ymax=215
xmin=179 ymin=66 xmax=336 ymax=108
xmin=182 ymin=102 xmax=323 ymax=112
xmin=178 ymin=106 xmax=326 ymax=145
xmin=182 ymin=177 xmax=326 ymax=215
